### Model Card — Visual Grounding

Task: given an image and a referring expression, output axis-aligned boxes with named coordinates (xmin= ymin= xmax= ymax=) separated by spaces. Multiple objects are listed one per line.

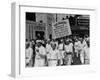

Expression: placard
xmin=52 ymin=19 xmax=71 ymax=39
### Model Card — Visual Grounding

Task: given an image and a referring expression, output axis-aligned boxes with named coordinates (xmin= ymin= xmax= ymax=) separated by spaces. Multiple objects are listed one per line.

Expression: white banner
xmin=52 ymin=19 xmax=72 ymax=39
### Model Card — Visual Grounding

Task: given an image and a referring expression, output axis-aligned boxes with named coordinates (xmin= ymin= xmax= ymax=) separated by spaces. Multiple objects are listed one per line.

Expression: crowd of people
xmin=25 ymin=35 xmax=90 ymax=67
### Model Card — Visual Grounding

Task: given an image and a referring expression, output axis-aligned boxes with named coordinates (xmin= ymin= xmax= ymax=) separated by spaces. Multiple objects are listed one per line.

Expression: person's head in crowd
xmin=69 ymin=38 xmax=72 ymax=43
xmin=26 ymin=39 xmax=28 ymax=42
xmin=60 ymin=39 xmax=63 ymax=43
xmin=36 ymin=40 xmax=42 ymax=47
xmin=84 ymin=34 xmax=88 ymax=38
xmin=73 ymin=35 xmax=76 ymax=41
xmin=29 ymin=41 xmax=33 ymax=48
xmin=31 ymin=39 xmax=35 ymax=45
xmin=26 ymin=43 xmax=30 ymax=49
xmin=75 ymin=38 xmax=78 ymax=42
xmin=65 ymin=39 xmax=70 ymax=45
xmin=51 ymin=43 xmax=56 ymax=50
xmin=70 ymin=35 xmax=73 ymax=39
xmin=41 ymin=40 xmax=46 ymax=47
xmin=87 ymin=40 xmax=90 ymax=48
xmin=47 ymin=39 xmax=50 ymax=44
xmin=85 ymin=35 xmax=89 ymax=42
xmin=50 ymin=39 xmax=55 ymax=44
xmin=25 ymin=39 xmax=28 ymax=45
xmin=52 ymin=39 xmax=56 ymax=42
xmin=37 ymin=42 xmax=42 ymax=47
xmin=79 ymin=37 xmax=83 ymax=42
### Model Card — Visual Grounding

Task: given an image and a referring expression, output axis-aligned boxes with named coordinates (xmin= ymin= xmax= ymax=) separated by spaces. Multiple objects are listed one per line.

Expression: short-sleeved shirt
xmin=46 ymin=44 xmax=52 ymax=53
xmin=25 ymin=47 xmax=33 ymax=63
xmin=49 ymin=49 xmax=59 ymax=60
xmin=58 ymin=43 xmax=64 ymax=50
xmin=65 ymin=43 xmax=73 ymax=52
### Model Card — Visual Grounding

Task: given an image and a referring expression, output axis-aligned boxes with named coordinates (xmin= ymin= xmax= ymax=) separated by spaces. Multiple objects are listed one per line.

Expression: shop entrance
xmin=35 ymin=31 xmax=45 ymax=40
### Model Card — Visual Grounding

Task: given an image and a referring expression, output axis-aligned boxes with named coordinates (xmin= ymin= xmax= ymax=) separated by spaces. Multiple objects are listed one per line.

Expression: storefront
xmin=26 ymin=20 xmax=46 ymax=40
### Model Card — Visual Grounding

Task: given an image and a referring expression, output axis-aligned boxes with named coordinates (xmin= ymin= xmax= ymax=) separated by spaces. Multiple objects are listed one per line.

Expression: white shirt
xmin=25 ymin=47 xmax=33 ymax=63
xmin=82 ymin=40 xmax=88 ymax=49
xmin=58 ymin=43 xmax=64 ymax=50
xmin=35 ymin=46 xmax=40 ymax=59
xmin=78 ymin=40 xmax=87 ymax=51
xmin=49 ymin=49 xmax=59 ymax=59
xmin=35 ymin=46 xmax=46 ymax=59
xmin=55 ymin=41 xmax=58 ymax=49
xmin=85 ymin=47 xmax=89 ymax=59
xmin=65 ymin=43 xmax=73 ymax=52
xmin=46 ymin=44 xmax=52 ymax=53
xmin=39 ymin=46 xmax=46 ymax=55
xmin=74 ymin=41 xmax=81 ymax=51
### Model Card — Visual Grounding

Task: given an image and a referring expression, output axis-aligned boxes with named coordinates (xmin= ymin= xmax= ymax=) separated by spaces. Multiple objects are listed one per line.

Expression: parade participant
xmin=84 ymin=35 xmax=89 ymax=42
xmin=48 ymin=43 xmax=59 ymax=66
xmin=58 ymin=39 xmax=64 ymax=65
xmin=69 ymin=38 xmax=74 ymax=63
xmin=46 ymin=39 xmax=52 ymax=66
xmin=31 ymin=39 xmax=36 ymax=66
xmin=34 ymin=41 xmax=46 ymax=67
xmin=74 ymin=38 xmax=81 ymax=57
xmin=46 ymin=39 xmax=52 ymax=54
xmin=78 ymin=38 xmax=85 ymax=64
xmin=25 ymin=39 xmax=29 ymax=45
xmin=84 ymin=40 xmax=90 ymax=64
xmin=25 ymin=42 xmax=33 ymax=67
xmin=64 ymin=39 xmax=73 ymax=65
xmin=54 ymin=39 xmax=59 ymax=49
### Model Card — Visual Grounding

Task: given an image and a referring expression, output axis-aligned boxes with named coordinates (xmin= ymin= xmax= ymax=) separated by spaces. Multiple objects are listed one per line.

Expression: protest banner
xmin=52 ymin=19 xmax=72 ymax=39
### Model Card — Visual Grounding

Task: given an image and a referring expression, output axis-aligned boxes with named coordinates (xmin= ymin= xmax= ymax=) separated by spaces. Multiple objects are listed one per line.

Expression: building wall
xmin=26 ymin=20 xmax=46 ymax=40
xmin=26 ymin=13 xmax=89 ymax=40
xmin=36 ymin=13 xmax=47 ymax=23
xmin=35 ymin=13 xmax=70 ymax=39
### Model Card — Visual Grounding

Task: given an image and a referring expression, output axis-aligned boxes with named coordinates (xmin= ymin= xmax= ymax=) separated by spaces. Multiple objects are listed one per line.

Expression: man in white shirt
xmin=78 ymin=38 xmax=85 ymax=64
xmin=34 ymin=42 xmax=46 ymax=67
xmin=58 ymin=39 xmax=64 ymax=65
xmin=46 ymin=40 xmax=52 ymax=66
xmin=48 ymin=43 xmax=59 ymax=66
xmin=74 ymin=39 xmax=81 ymax=57
xmin=77 ymin=38 xmax=87 ymax=64
xmin=46 ymin=40 xmax=52 ymax=54
xmin=84 ymin=41 xmax=90 ymax=64
xmin=25 ymin=42 xmax=33 ymax=67
xmin=64 ymin=40 xmax=73 ymax=65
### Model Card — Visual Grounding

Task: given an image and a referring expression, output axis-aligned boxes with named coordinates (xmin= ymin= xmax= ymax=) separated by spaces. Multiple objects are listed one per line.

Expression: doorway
xmin=35 ymin=31 xmax=45 ymax=40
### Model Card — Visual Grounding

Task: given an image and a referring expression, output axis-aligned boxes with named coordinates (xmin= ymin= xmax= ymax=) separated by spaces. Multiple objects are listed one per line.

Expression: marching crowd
xmin=25 ymin=35 xmax=90 ymax=67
